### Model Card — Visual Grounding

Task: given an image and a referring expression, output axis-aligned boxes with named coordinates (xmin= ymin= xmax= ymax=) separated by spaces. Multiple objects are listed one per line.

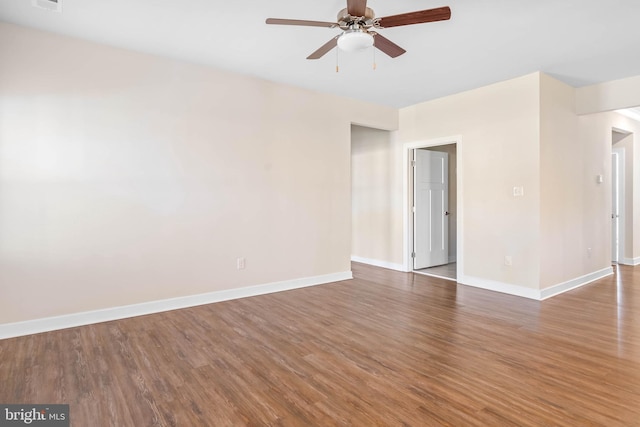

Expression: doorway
xmin=611 ymin=150 xmax=621 ymax=263
xmin=612 ymin=127 xmax=630 ymax=264
xmin=403 ymin=137 xmax=462 ymax=282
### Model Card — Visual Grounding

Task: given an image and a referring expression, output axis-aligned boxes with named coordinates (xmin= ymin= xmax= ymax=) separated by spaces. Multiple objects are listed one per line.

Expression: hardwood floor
xmin=1 ymin=262 xmax=639 ymax=426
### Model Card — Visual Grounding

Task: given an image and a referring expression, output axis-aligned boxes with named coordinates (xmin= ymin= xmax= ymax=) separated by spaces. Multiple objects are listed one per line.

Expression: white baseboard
xmin=0 ymin=271 xmax=353 ymax=340
xmin=540 ymin=267 xmax=613 ymax=300
xmin=620 ymin=257 xmax=640 ymax=266
xmin=460 ymin=267 xmax=614 ymax=301
xmin=458 ymin=275 xmax=541 ymax=300
xmin=350 ymin=255 xmax=405 ymax=272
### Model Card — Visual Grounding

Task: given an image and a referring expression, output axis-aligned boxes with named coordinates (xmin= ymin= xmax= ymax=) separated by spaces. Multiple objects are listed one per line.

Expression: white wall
xmin=0 ymin=23 xmax=397 ymax=325
xmin=350 ymin=126 xmax=403 ymax=268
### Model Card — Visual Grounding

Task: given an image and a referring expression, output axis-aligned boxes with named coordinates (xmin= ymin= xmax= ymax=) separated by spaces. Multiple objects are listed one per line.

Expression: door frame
xmin=612 ymin=147 xmax=626 ymax=264
xmin=402 ymin=135 xmax=463 ymax=278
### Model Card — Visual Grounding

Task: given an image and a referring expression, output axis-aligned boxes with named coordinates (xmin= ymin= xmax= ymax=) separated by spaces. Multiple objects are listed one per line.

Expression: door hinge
xmin=412 ymin=206 xmax=416 ymax=213
xmin=411 ymin=252 xmax=416 ymax=258
xmin=411 ymin=160 xmax=416 ymax=167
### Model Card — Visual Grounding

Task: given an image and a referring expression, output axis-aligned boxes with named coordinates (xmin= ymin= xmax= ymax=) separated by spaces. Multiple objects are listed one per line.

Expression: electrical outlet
xmin=237 ymin=257 xmax=246 ymax=270
xmin=587 ymin=248 xmax=592 ymax=258
xmin=504 ymin=256 xmax=513 ymax=266
xmin=513 ymin=186 xmax=524 ymax=197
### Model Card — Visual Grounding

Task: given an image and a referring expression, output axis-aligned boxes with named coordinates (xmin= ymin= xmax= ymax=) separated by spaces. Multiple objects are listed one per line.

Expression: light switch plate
xmin=513 ymin=186 xmax=524 ymax=197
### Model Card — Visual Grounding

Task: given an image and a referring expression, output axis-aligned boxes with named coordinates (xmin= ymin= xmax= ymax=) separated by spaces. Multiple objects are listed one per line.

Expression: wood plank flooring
xmin=1 ymin=262 xmax=640 ymax=426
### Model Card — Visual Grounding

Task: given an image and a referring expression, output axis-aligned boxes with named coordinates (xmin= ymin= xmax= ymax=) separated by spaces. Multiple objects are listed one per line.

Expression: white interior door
xmin=413 ymin=149 xmax=449 ymax=269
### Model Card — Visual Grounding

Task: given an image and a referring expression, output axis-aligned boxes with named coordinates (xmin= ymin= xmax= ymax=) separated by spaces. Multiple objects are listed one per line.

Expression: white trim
xmin=458 ymin=275 xmax=541 ymax=300
xmin=540 ymin=267 xmax=613 ymax=300
xmin=351 ymin=256 xmax=405 ymax=272
xmin=615 ymin=110 xmax=640 ymax=123
xmin=413 ymin=270 xmax=456 ymax=282
xmin=612 ymin=148 xmax=626 ymax=264
xmin=0 ymin=271 xmax=352 ymax=340
xmin=402 ymin=136 xmax=463 ymax=279
xmin=460 ymin=267 xmax=614 ymax=301
xmin=620 ymin=257 xmax=640 ymax=266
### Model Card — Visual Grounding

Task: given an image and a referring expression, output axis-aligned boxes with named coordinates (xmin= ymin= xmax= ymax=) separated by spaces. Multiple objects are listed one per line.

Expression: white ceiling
xmin=1 ymin=0 xmax=640 ymax=108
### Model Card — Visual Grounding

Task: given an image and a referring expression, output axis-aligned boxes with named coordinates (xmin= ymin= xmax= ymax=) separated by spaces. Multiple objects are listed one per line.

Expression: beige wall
xmin=579 ymin=111 xmax=640 ymax=264
xmin=539 ymin=74 xmax=611 ymax=288
xmin=577 ymin=75 xmax=640 ymax=115
xmin=0 ymin=23 xmax=397 ymax=324
xmin=399 ymin=72 xmax=639 ymax=294
xmin=350 ymin=126 xmax=403 ymax=266
xmin=400 ymin=73 xmax=541 ymax=289
xmin=3 ymin=21 xmax=640 ymax=326
xmin=575 ymin=72 xmax=640 ymax=268
xmin=540 ymin=74 xmax=592 ymax=288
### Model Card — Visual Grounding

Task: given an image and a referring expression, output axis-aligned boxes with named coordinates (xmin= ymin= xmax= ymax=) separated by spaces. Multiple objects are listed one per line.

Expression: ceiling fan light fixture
xmin=337 ymin=29 xmax=373 ymax=52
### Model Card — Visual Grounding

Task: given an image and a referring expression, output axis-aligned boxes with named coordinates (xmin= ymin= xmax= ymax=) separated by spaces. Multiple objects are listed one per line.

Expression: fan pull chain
xmin=336 ymin=47 xmax=339 ymax=73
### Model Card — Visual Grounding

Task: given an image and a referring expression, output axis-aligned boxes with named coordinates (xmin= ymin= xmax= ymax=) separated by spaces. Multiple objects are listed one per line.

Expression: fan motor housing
xmin=337 ymin=7 xmax=375 ymax=24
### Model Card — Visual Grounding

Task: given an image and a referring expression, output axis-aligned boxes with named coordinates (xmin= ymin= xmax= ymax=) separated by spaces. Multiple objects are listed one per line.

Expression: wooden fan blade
xmin=373 ymin=33 xmax=406 ymax=58
xmin=347 ymin=0 xmax=367 ymax=17
xmin=307 ymin=36 xmax=340 ymax=60
xmin=266 ymin=18 xmax=337 ymax=28
xmin=377 ymin=6 xmax=451 ymax=28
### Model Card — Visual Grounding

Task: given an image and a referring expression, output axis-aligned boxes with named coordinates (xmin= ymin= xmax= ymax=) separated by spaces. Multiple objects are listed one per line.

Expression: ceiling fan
xmin=266 ymin=0 xmax=451 ymax=59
